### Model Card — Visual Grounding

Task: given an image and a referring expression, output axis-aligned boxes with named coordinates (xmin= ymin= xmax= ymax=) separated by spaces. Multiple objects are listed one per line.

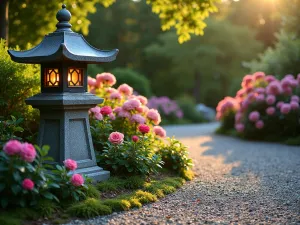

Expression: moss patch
xmin=67 ymin=198 xmax=112 ymax=218
xmin=102 ymin=199 xmax=131 ymax=212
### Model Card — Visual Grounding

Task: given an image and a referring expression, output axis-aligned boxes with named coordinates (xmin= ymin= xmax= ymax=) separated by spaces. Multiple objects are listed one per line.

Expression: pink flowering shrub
xmin=216 ymin=72 xmax=300 ymax=143
xmin=88 ymin=72 xmax=193 ymax=175
xmin=0 ymin=140 xmax=89 ymax=208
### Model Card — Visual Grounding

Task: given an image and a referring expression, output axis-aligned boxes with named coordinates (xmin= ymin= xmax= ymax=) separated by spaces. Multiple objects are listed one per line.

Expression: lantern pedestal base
xmin=26 ymin=92 xmax=110 ymax=182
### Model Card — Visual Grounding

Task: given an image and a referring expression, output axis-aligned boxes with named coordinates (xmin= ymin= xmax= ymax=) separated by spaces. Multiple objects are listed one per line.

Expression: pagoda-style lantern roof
xmin=8 ymin=4 xmax=118 ymax=64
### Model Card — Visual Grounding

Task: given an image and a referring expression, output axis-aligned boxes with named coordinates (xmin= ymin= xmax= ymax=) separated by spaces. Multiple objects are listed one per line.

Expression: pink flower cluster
xmin=217 ymin=72 xmax=300 ymax=133
xmin=216 ymin=97 xmax=240 ymax=120
xmin=147 ymin=96 xmax=184 ymax=119
xmin=3 ymin=140 xmax=36 ymax=162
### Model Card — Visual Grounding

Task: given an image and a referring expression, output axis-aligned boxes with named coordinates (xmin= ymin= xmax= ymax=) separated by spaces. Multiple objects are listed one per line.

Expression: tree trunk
xmin=0 ymin=0 xmax=9 ymax=44
xmin=193 ymin=71 xmax=201 ymax=103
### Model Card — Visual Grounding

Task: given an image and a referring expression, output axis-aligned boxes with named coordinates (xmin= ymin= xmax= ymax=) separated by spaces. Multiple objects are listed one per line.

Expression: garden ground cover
xmin=64 ymin=123 xmax=300 ymax=224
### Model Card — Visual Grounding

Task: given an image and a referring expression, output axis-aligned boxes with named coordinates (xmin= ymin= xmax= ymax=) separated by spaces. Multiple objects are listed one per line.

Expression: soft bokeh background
xmin=1 ymin=0 xmax=300 ymax=124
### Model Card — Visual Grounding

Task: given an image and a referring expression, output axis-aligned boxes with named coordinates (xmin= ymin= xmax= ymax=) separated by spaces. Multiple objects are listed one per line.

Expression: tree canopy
xmin=6 ymin=0 xmax=220 ymax=48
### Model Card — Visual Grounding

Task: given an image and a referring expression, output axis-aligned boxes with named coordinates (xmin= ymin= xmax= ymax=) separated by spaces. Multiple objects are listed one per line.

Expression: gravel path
xmin=66 ymin=122 xmax=300 ymax=224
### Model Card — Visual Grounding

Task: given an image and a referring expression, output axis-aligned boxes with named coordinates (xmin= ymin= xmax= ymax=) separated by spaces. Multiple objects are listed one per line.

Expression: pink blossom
xmin=236 ymin=89 xmax=246 ymax=99
xmin=110 ymin=92 xmax=122 ymax=100
xmin=280 ymin=104 xmax=291 ymax=114
xmin=253 ymin=72 xmax=265 ymax=80
xmin=276 ymin=101 xmax=284 ymax=108
xmin=235 ymin=112 xmax=242 ymax=123
xmin=109 ymin=113 xmax=116 ymax=120
xmin=71 ymin=174 xmax=84 ymax=187
xmin=89 ymin=88 xmax=96 ymax=94
xmin=88 ymin=77 xmax=96 ymax=87
xmin=282 ymin=86 xmax=292 ymax=95
xmin=246 ymin=87 xmax=253 ymax=94
xmin=255 ymin=88 xmax=265 ymax=94
xmin=265 ymin=75 xmax=276 ymax=83
xmin=153 ymin=126 xmax=167 ymax=138
xmin=297 ymin=74 xmax=300 ymax=85
xmin=96 ymin=73 xmax=116 ymax=86
xmin=106 ymin=87 xmax=117 ymax=94
xmin=118 ymin=109 xmax=131 ymax=118
xmin=118 ymin=84 xmax=133 ymax=96
xmin=136 ymin=106 xmax=145 ymax=113
xmin=147 ymin=109 xmax=161 ymax=125
xmin=291 ymin=80 xmax=298 ymax=88
xmin=235 ymin=123 xmax=245 ymax=133
xmin=132 ymin=135 xmax=139 ymax=142
xmin=290 ymin=101 xmax=299 ymax=110
xmin=266 ymin=107 xmax=276 ymax=116
xmin=64 ymin=159 xmax=77 ymax=171
xmin=138 ymin=124 xmax=150 ymax=134
xmin=94 ymin=112 xmax=103 ymax=120
xmin=22 ymin=178 xmax=34 ymax=190
xmin=241 ymin=75 xmax=253 ymax=88
xmin=291 ymin=95 xmax=299 ymax=103
xmin=266 ymin=81 xmax=282 ymax=95
xmin=130 ymin=114 xmax=146 ymax=124
xmin=123 ymin=99 xmax=141 ymax=111
xmin=266 ymin=95 xmax=276 ymax=105
xmin=136 ymin=96 xmax=148 ymax=105
xmin=248 ymin=111 xmax=260 ymax=122
xmin=108 ymin=132 xmax=124 ymax=145
xmin=90 ymin=106 xmax=101 ymax=114
xmin=256 ymin=94 xmax=265 ymax=102
xmin=20 ymin=143 xmax=36 ymax=163
xmin=3 ymin=140 xmax=22 ymax=156
xmin=255 ymin=120 xmax=264 ymax=129
xmin=100 ymin=106 xmax=113 ymax=115
xmin=281 ymin=79 xmax=291 ymax=89
xmin=247 ymin=93 xmax=256 ymax=102
xmin=113 ymin=107 xmax=122 ymax=114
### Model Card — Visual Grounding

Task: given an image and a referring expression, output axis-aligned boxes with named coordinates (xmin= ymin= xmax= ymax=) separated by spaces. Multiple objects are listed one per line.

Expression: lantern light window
xmin=45 ymin=68 xmax=59 ymax=87
xmin=68 ymin=68 xmax=83 ymax=87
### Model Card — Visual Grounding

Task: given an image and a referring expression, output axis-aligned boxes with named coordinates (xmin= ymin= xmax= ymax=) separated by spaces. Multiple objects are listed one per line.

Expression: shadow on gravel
xmin=200 ymin=134 xmax=300 ymax=214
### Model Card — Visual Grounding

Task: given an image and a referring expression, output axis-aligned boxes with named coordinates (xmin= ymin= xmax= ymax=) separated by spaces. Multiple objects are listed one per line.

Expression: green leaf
xmin=11 ymin=184 xmax=21 ymax=195
xmin=1 ymin=198 xmax=8 ymax=208
xmin=13 ymin=171 xmax=21 ymax=182
xmin=0 ymin=183 xmax=5 ymax=192
xmin=42 ymin=192 xmax=55 ymax=200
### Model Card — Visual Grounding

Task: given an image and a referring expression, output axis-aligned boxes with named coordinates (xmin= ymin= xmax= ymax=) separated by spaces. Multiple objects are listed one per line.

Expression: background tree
xmin=1 ymin=0 xmax=220 ymax=47
xmin=144 ymin=18 xmax=263 ymax=106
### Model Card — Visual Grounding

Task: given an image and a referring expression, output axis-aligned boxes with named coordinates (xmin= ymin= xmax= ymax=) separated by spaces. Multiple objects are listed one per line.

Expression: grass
xmin=0 ymin=171 xmax=194 ymax=224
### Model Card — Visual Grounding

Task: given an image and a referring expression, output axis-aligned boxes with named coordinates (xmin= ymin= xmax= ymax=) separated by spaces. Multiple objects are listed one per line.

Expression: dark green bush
xmin=0 ymin=40 xmax=40 ymax=124
xmin=176 ymin=96 xmax=205 ymax=123
xmin=111 ymin=67 xmax=152 ymax=97
xmin=158 ymin=138 xmax=193 ymax=173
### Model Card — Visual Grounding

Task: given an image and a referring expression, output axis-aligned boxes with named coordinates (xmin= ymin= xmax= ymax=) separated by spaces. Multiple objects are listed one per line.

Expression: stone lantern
xmin=8 ymin=4 xmax=118 ymax=181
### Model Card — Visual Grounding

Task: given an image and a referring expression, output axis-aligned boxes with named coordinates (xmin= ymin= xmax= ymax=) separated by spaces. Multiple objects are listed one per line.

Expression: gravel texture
xmin=65 ymin=122 xmax=300 ymax=224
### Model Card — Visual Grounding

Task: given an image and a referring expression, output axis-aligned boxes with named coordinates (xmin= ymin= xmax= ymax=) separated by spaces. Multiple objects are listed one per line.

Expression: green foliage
xmin=0 ymin=144 xmax=59 ymax=208
xmin=123 ymin=176 xmax=146 ymax=189
xmin=0 ymin=116 xmax=24 ymax=147
xmin=176 ymin=96 xmax=205 ymax=123
xmin=35 ymin=200 xmax=58 ymax=218
xmin=245 ymin=31 xmax=300 ymax=78
xmin=145 ymin=19 xmax=263 ymax=106
xmin=132 ymin=190 xmax=157 ymax=204
xmin=67 ymin=198 xmax=112 ymax=218
xmin=285 ymin=135 xmax=300 ymax=146
xmin=102 ymin=199 xmax=131 ymax=212
xmin=98 ymin=136 xmax=163 ymax=176
xmin=111 ymin=68 xmax=152 ymax=97
xmin=0 ymin=40 xmax=40 ymax=124
xmin=8 ymin=0 xmax=115 ymax=48
xmin=147 ymin=0 xmax=220 ymax=43
xmin=97 ymin=177 xmax=125 ymax=192
xmin=158 ymin=138 xmax=193 ymax=172
xmin=179 ymin=169 xmax=194 ymax=181
xmin=83 ymin=184 xmax=101 ymax=199
xmin=0 ymin=214 xmax=21 ymax=225
xmin=218 ymin=111 xmax=235 ymax=132
xmin=8 ymin=0 xmax=219 ymax=48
